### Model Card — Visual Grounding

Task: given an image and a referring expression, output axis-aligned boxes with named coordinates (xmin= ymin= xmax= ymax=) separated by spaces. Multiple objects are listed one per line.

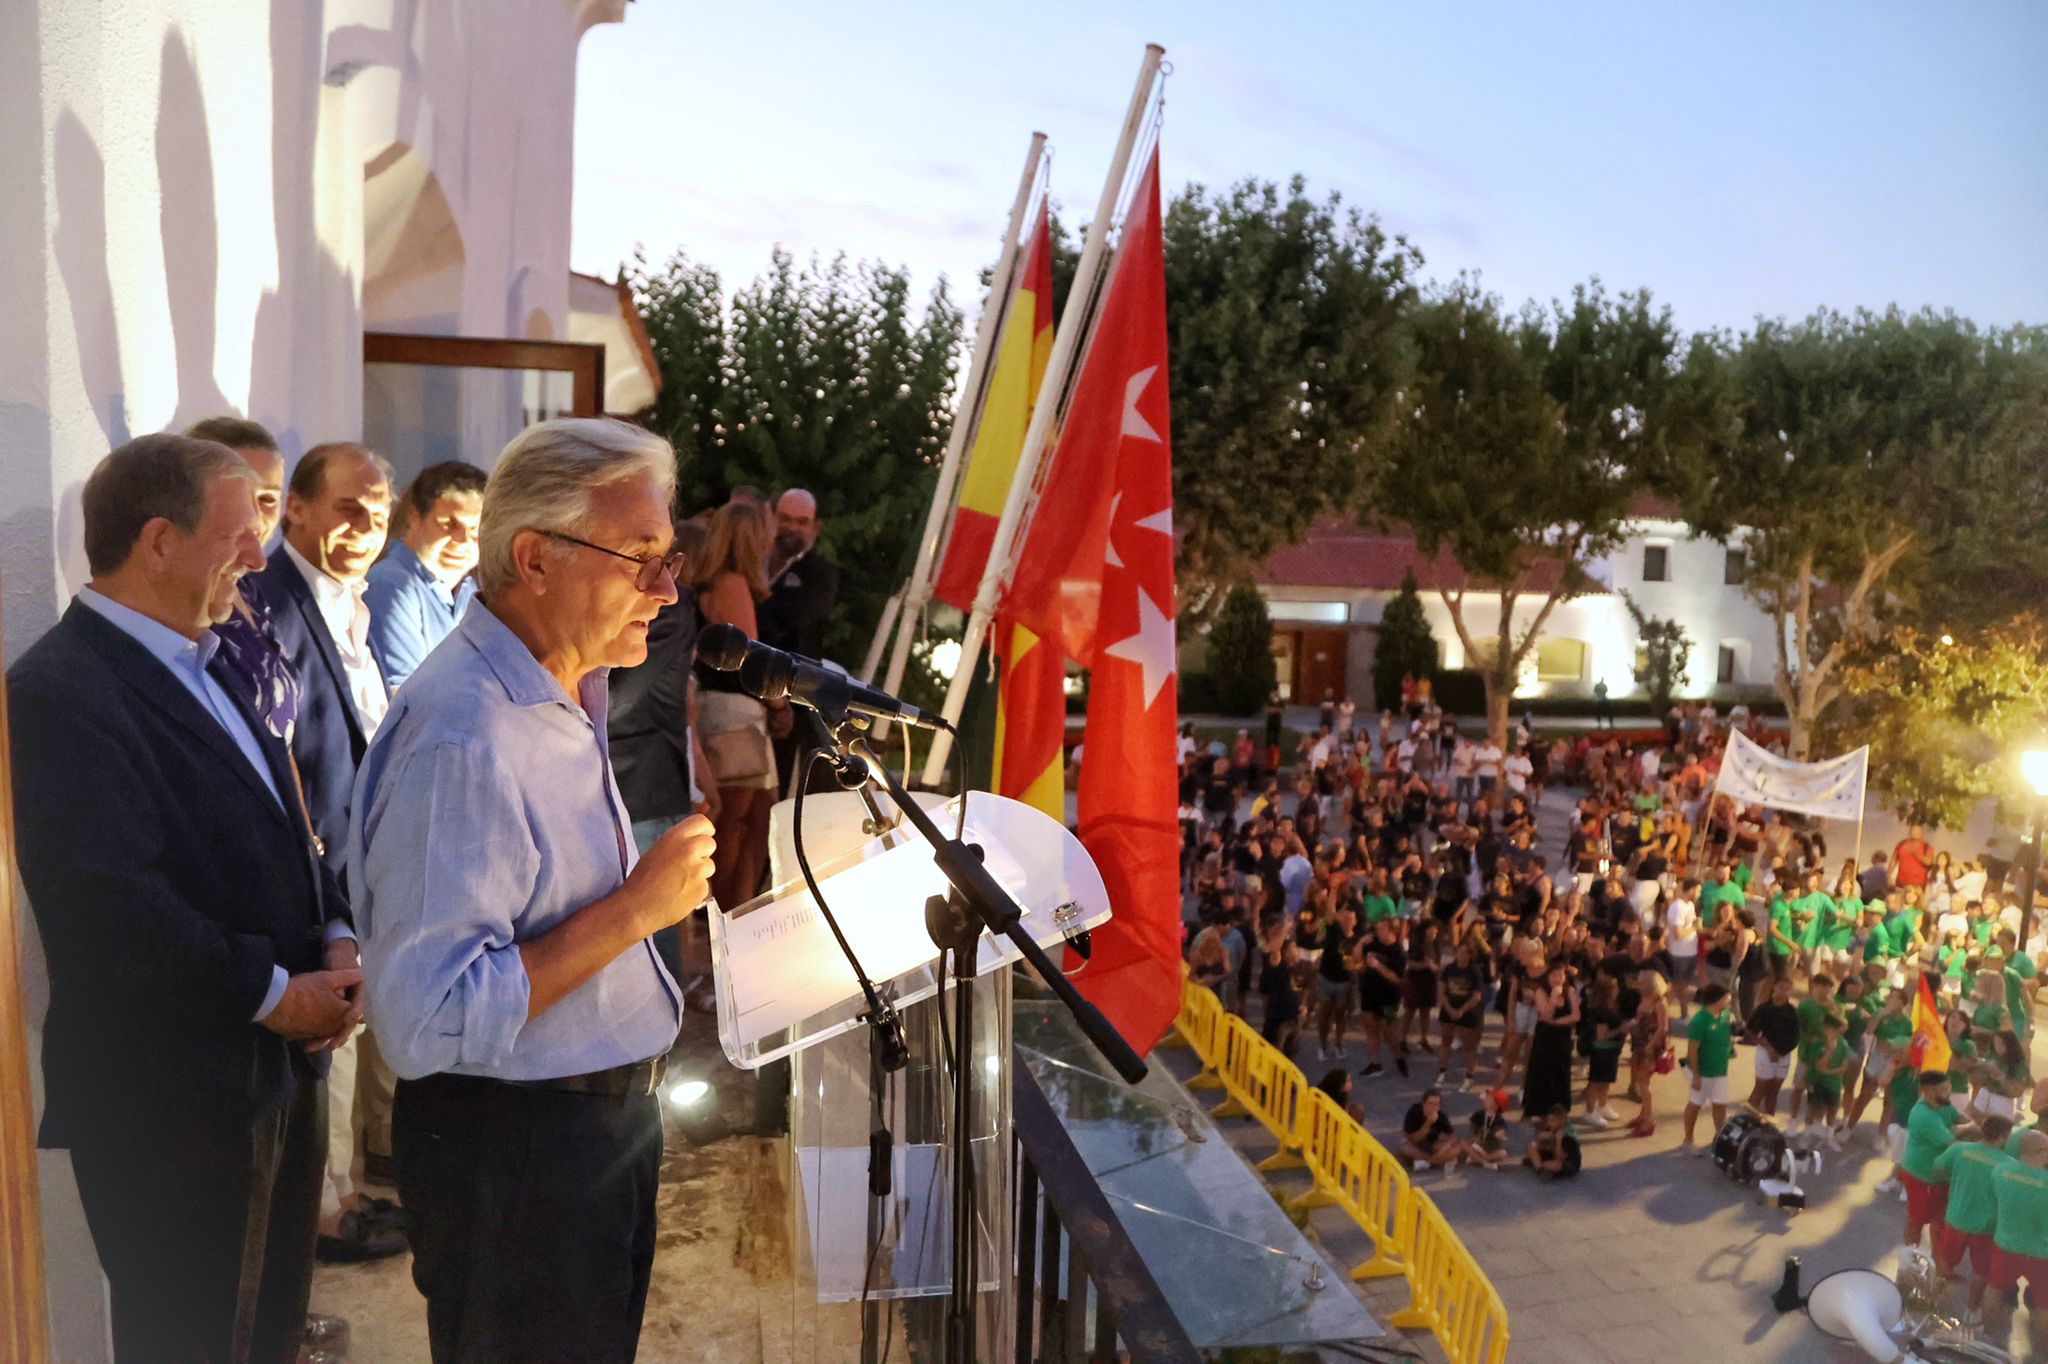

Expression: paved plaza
xmin=1156 ymin=777 xmax=2041 ymax=1364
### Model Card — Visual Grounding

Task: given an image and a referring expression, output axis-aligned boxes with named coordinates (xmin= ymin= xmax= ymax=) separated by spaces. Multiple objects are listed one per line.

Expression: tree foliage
xmin=1161 ymin=179 xmax=1423 ymax=609
xmin=1377 ymin=276 xmax=1702 ymax=743
xmin=1206 ymin=586 xmax=1278 ymax=717
xmin=1682 ymin=310 xmax=2048 ymax=757
xmin=1824 ymin=621 xmax=2048 ymax=830
xmin=630 ymin=248 xmax=964 ymax=667
xmin=1372 ymin=571 xmax=1439 ymax=711
xmin=1626 ymin=597 xmax=1692 ymax=711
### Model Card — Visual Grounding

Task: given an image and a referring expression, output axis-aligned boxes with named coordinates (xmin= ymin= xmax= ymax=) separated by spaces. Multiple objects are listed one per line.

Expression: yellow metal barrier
xmin=1202 ymin=1015 xmax=1311 ymax=1172
xmin=1175 ymin=980 xmax=1227 ymax=1091
xmin=1288 ymin=1088 xmax=1410 ymax=1280
xmin=1166 ymin=980 xmax=1510 ymax=1364
xmin=1390 ymin=1189 xmax=1511 ymax=1364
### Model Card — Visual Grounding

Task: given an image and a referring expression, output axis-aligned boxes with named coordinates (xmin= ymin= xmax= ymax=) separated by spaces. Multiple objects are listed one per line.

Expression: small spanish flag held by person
xmin=1907 ymin=972 xmax=1952 ymax=1076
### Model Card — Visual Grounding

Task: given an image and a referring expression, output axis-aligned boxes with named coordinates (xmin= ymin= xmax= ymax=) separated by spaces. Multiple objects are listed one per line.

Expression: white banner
xmin=1714 ymin=728 xmax=1869 ymax=822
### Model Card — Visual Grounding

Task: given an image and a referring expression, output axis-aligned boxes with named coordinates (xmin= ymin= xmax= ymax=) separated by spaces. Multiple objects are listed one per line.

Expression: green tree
xmin=1684 ymin=310 xmax=2048 ymax=758
xmin=630 ymin=248 xmax=964 ymax=667
xmin=1376 ymin=277 xmax=1701 ymax=745
xmin=1371 ymin=571 xmax=1438 ymax=711
xmin=1163 ymin=180 xmax=1422 ymax=608
xmin=1626 ymin=597 xmax=1692 ymax=711
xmin=1824 ymin=621 xmax=2048 ymax=830
xmin=1205 ymin=586 xmax=1278 ymax=717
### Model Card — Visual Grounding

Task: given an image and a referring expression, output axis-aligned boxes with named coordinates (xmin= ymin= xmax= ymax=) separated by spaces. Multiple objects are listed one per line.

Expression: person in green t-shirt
xmin=1931 ymin=1114 xmax=2016 ymax=1311
xmin=1904 ymin=1071 xmax=1980 ymax=1254
xmin=1806 ymin=1014 xmax=1854 ymax=1145
xmin=1994 ymin=928 xmax=2037 ymax=1038
xmin=1361 ymin=889 xmax=1400 ymax=925
xmin=1858 ymin=985 xmax=1917 ymax=1141
xmin=1766 ymin=894 xmax=1799 ymax=976
xmin=1732 ymin=861 xmax=1754 ymax=892
xmin=1678 ymin=983 xmax=1735 ymax=1154
xmin=1789 ymin=974 xmax=1841 ymax=1136
xmin=1831 ymin=975 xmax=1875 ymax=1138
xmin=1860 ymin=899 xmax=1893 ymax=960
xmin=1887 ymin=894 xmax=1927 ymax=959
xmin=1989 ymin=1131 xmax=2048 ymax=1357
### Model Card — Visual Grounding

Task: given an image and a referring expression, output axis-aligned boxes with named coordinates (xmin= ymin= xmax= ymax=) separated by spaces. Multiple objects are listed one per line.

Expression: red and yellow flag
xmin=1004 ymin=148 xmax=1179 ymax=1054
xmin=1908 ymin=972 xmax=1952 ymax=1076
xmin=932 ymin=200 xmax=1056 ymax=609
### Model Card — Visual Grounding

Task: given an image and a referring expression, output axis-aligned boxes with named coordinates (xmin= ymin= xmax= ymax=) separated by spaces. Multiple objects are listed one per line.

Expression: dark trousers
xmin=393 ymin=1072 xmax=663 ymax=1364
xmin=70 ymin=1071 xmax=324 ymax=1364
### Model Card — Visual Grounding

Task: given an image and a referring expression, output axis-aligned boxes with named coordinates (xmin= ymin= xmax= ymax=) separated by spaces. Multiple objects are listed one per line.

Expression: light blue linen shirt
xmin=349 ymin=600 xmax=680 ymax=1081
xmin=363 ymin=541 xmax=477 ymax=693
xmin=75 ymin=587 xmax=351 ymax=1021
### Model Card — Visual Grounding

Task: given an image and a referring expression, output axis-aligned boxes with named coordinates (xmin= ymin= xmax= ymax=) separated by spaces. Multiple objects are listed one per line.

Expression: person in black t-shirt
xmin=1525 ymin=1105 xmax=1583 ymax=1179
xmin=1400 ymin=1088 xmax=1470 ymax=1169
xmin=1312 ymin=904 xmax=1363 ymax=1062
xmin=1437 ymin=937 xmax=1485 ymax=1085
xmin=1744 ymin=974 xmax=1801 ymax=1117
xmin=1357 ymin=917 xmax=1407 ymax=1079
xmin=1257 ymin=926 xmax=1302 ymax=1059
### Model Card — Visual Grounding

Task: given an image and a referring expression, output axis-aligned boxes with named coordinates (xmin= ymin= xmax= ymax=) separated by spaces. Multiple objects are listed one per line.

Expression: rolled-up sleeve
xmin=359 ymin=738 xmax=540 ymax=1078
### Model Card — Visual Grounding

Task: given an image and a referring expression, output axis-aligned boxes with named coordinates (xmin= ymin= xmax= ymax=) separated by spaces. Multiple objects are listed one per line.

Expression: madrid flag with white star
xmin=1005 ymin=146 xmax=1180 ymax=1053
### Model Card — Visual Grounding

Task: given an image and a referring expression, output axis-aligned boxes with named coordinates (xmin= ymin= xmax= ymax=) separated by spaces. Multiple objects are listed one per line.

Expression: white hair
xmin=477 ymin=418 xmax=676 ymax=595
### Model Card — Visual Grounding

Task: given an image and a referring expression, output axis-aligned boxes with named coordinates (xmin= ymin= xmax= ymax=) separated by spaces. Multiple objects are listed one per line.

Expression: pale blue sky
xmin=573 ymin=2 xmax=2048 ymax=335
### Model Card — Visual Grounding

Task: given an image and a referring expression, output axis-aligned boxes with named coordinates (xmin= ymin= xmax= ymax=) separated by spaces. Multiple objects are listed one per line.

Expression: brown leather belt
xmin=505 ymin=1055 xmax=667 ymax=1099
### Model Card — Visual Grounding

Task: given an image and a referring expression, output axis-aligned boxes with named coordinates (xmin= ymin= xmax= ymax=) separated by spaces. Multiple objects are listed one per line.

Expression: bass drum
xmin=1713 ymin=1110 xmax=1786 ymax=1184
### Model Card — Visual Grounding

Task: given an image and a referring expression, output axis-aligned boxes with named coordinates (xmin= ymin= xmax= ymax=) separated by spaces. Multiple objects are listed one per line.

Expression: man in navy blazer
xmin=10 ymin=433 xmax=361 ymax=1363
xmin=241 ymin=442 xmax=394 ymax=866
xmin=238 ymin=442 xmax=405 ymax=1265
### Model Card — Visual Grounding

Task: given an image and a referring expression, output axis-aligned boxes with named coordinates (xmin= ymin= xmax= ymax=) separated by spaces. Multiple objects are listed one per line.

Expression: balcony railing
xmin=1012 ymin=1059 xmax=1198 ymax=1364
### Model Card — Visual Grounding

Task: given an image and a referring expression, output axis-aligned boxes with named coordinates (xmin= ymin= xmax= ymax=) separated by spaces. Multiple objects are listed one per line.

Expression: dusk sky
xmin=572 ymin=2 xmax=2048 ymax=337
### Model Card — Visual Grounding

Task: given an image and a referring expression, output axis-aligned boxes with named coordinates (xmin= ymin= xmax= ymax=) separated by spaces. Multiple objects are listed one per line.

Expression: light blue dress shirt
xmin=75 ymin=588 xmax=351 ymax=1021
xmin=363 ymin=542 xmax=477 ymax=692
xmin=349 ymin=600 xmax=680 ymax=1081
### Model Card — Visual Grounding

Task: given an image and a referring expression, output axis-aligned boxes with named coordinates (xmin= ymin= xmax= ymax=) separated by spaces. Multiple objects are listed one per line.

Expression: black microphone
xmin=697 ymin=623 xmax=945 ymax=732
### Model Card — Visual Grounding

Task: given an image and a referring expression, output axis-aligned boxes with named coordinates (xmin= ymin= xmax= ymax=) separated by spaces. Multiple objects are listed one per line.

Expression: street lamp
xmin=2019 ymin=750 xmax=2048 ymax=950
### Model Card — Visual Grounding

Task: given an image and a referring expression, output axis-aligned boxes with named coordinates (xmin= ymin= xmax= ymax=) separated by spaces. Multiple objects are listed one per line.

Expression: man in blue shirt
xmin=364 ymin=461 xmax=484 ymax=691
xmin=353 ymin=418 xmax=715 ymax=1364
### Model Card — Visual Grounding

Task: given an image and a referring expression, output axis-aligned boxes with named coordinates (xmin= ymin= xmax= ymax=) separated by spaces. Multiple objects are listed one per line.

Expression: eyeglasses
xmin=540 ymin=530 xmax=685 ymax=593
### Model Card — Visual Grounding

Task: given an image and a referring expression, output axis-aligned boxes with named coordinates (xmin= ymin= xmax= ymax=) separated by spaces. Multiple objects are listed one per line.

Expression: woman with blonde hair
xmin=691 ymin=501 xmax=776 ymax=908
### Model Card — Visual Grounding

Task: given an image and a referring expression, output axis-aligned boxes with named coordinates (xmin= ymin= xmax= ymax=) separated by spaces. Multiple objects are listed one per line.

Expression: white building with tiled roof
xmin=1229 ymin=496 xmax=1782 ymax=706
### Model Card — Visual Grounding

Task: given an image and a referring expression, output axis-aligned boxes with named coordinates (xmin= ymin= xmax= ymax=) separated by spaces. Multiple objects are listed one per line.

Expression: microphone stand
xmin=801 ymin=709 xmax=1148 ymax=1364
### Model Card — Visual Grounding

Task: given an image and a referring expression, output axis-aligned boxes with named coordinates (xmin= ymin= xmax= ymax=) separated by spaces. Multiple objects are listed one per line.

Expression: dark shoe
xmin=1359 ymin=1062 xmax=1386 ymax=1079
xmin=316 ymin=1209 xmax=408 ymax=1263
xmin=1394 ymin=1055 xmax=1410 ymax=1078
xmin=363 ymin=1151 xmax=397 ymax=1185
xmin=359 ymin=1195 xmax=408 ymax=1234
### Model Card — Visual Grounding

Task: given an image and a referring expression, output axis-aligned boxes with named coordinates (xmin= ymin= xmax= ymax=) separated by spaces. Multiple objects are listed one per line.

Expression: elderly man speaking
xmin=351 ymin=418 xmax=715 ymax=1364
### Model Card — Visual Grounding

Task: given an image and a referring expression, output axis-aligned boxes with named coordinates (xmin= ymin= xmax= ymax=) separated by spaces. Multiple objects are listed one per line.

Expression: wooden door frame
xmin=1 ymin=587 xmax=52 ymax=1364
xmin=363 ymin=333 xmax=607 ymax=417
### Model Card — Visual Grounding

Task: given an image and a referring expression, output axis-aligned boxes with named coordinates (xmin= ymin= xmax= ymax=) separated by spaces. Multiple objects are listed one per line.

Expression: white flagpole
xmin=865 ymin=133 xmax=1046 ymax=693
xmin=922 ymin=43 xmax=1166 ymax=785
xmin=859 ymin=589 xmax=905 ymax=684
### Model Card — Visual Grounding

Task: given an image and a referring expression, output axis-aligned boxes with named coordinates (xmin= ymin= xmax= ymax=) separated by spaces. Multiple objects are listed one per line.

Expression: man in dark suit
xmin=757 ymin=487 xmax=840 ymax=660
xmin=760 ymin=489 xmax=841 ymax=796
xmin=10 ymin=433 xmax=361 ymax=1363
xmin=239 ymin=441 xmax=405 ymax=1262
xmin=607 ymin=552 xmax=704 ymax=989
xmin=242 ymin=442 xmax=393 ymax=865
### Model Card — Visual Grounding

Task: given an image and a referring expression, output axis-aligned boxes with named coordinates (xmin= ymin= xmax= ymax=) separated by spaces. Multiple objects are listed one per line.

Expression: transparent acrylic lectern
xmin=709 ymin=789 xmax=1111 ymax=1363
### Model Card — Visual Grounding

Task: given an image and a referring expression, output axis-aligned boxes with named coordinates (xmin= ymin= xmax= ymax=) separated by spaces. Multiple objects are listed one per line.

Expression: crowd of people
xmin=9 ymin=419 xmax=841 ymax=1364
xmin=1179 ymin=691 xmax=2048 ymax=1347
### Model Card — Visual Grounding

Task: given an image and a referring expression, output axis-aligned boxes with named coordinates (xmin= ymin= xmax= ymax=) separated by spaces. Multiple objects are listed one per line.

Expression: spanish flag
xmin=992 ymin=615 xmax=1066 ymax=820
xmin=932 ymin=200 xmax=1055 ymax=609
xmin=1907 ymin=972 xmax=1952 ymax=1076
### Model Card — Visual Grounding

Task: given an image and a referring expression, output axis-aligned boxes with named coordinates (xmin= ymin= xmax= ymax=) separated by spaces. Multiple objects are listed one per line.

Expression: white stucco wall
xmin=1598 ymin=519 xmax=1785 ymax=696
xmin=0 ymin=3 xmax=625 ymax=1355
xmin=1255 ymin=526 xmax=1786 ymax=706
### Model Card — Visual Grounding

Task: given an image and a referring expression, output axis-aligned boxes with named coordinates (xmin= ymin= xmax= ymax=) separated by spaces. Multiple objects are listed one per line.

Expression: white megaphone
xmin=1804 ymin=1268 xmax=1904 ymax=1362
